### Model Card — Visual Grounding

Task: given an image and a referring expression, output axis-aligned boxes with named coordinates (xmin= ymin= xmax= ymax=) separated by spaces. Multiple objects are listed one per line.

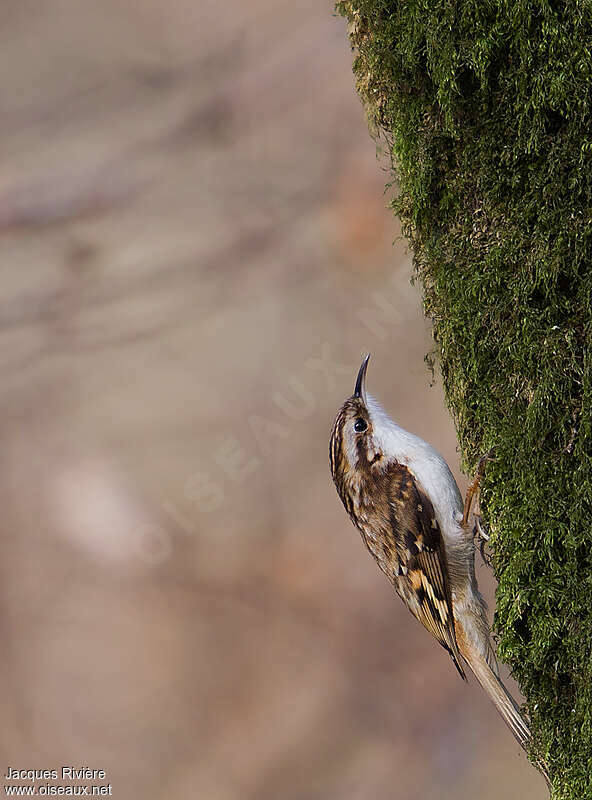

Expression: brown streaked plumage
xmin=329 ymin=355 xmax=550 ymax=788
xmin=330 ymin=394 xmax=464 ymax=677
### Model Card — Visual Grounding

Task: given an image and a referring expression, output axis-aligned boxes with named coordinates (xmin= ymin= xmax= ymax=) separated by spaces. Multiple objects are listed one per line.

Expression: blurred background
xmin=0 ymin=1 xmax=545 ymax=798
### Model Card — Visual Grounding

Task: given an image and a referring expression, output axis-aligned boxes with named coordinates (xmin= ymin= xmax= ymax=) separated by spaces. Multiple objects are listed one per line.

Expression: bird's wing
xmin=386 ymin=462 xmax=465 ymax=679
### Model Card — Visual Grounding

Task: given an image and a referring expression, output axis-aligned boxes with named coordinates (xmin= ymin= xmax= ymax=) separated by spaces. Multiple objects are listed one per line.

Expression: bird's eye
xmin=354 ymin=418 xmax=367 ymax=433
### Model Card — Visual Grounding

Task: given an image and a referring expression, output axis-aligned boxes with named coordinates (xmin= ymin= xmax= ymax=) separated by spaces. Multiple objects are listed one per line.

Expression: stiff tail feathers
xmin=464 ymin=647 xmax=530 ymax=749
xmin=462 ymin=647 xmax=551 ymax=789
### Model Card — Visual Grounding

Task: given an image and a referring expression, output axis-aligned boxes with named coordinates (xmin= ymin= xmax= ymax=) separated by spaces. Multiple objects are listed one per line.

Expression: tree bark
xmin=336 ymin=2 xmax=592 ymax=796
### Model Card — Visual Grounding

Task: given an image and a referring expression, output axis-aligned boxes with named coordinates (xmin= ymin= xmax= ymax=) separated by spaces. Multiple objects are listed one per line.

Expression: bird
xmin=329 ymin=354 xmax=549 ymax=783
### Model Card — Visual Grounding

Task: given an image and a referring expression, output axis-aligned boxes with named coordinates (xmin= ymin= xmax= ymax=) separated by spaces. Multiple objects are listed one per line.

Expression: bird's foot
xmin=473 ymin=514 xmax=492 ymax=567
xmin=462 ymin=448 xmax=496 ymax=527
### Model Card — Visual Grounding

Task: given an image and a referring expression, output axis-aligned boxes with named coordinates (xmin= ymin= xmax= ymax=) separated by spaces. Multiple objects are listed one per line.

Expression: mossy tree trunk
xmin=336 ymin=2 xmax=592 ymax=796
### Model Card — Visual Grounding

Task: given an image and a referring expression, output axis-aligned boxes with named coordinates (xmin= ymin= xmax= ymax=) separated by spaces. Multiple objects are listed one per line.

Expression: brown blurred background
xmin=0 ymin=2 xmax=545 ymax=798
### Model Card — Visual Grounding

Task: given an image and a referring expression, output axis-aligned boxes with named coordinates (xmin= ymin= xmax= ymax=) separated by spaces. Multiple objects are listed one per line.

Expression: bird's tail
xmin=462 ymin=645 xmax=551 ymax=788
xmin=463 ymin=646 xmax=530 ymax=749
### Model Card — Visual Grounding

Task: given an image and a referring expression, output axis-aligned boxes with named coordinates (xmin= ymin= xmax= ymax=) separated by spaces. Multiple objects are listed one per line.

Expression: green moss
xmin=336 ymin=0 xmax=592 ymax=794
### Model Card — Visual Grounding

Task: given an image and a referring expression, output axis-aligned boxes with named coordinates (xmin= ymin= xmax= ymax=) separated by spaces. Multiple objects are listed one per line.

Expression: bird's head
xmin=329 ymin=354 xmax=385 ymax=482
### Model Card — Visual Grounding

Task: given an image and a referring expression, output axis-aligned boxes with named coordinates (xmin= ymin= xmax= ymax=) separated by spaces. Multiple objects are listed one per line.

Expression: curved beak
xmin=354 ymin=354 xmax=370 ymax=402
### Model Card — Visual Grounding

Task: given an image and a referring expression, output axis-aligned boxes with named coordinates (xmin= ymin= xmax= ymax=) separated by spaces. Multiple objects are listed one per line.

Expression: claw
xmin=473 ymin=515 xmax=492 ymax=568
xmin=462 ymin=449 xmax=494 ymax=527
xmin=475 ymin=516 xmax=490 ymax=541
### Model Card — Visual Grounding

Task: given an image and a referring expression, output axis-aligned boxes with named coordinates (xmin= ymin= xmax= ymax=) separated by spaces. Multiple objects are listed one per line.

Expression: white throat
xmin=366 ymin=394 xmax=463 ymax=522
